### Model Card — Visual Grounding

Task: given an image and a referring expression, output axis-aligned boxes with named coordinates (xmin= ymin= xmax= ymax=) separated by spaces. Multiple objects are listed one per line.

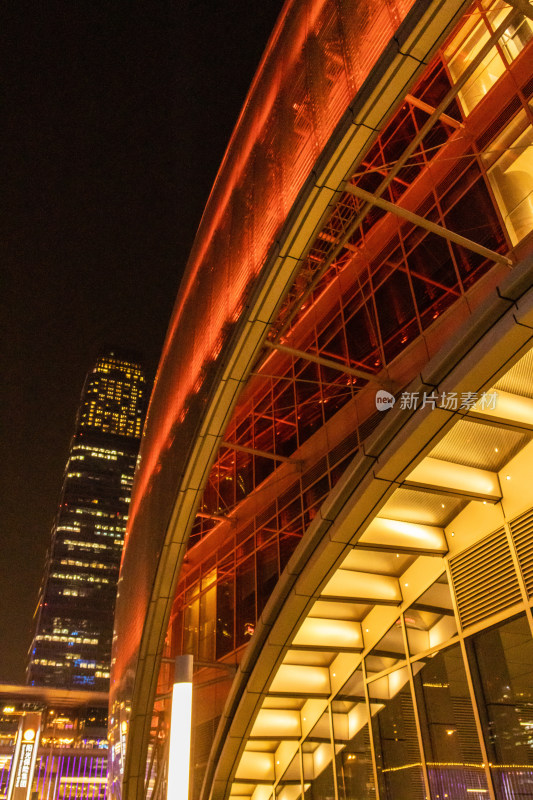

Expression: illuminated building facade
xmin=0 ymin=685 xmax=108 ymax=800
xmin=108 ymin=2 xmax=533 ymax=800
xmin=28 ymin=352 xmax=146 ymax=691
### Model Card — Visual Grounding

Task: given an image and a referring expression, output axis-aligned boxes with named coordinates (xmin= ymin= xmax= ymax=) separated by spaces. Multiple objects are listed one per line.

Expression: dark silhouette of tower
xmin=27 ymin=351 xmax=147 ymax=690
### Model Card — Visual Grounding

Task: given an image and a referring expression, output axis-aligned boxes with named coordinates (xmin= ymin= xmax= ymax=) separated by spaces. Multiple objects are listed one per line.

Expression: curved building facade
xmin=109 ymin=2 xmax=533 ymax=800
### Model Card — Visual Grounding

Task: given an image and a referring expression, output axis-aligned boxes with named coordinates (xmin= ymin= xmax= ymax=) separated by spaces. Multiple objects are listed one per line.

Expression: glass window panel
xmin=303 ymin=712 xmax=335 ymax=800
xmin=333 ymin=668 xmax=376 ymax=800
xmin=407 ymin=573 xmax=458 ymax=656
xmin=253 ymin=408 xmax=275 ymax=451
xmin=404 ymin=221 xmax=460 ymax=326
xmin=323 ymin=320 xmax=348 ymax=359
xmin=295 ymin=369 xmax=323 ymax=444
xmin=486 ymin=111 xmax=533 ymax=245
xmin=374 ymin=624 xmax=406 ymax=657
xmin=335 ymin=722 xmax=375 ymax=800
xmin=317 ymin=306 xmax=344 ymax=350
xmin=502 ymin=15 xmax=533 ymax=59
xmin=235 ymin=555 xmax=256 ymax=648
xmin=307 ymin=710 xmax=331 ymax=743
xmin=381 ymin=107 xmax=419 ymax=176
xmin=303 ymin=762 xmax=335 ymax=800
xmin=280 ymin=496 xmax=304 ymax=532
xmin=338 ymin=665 xmax=366 ymax=701
xmin=236 ymin=449 xmax=255 ymax=497
xmin=413 ymin=643 xmax=489 ymax=799
xmin=366 ymin=623 xmax=407 ymax=679
xmin=486 ymin=3 xmax=533 ymax=63
xmin=280 ymin=530 xmax=302 ymax=572
xmin=216 ymin=558 xmax=234 ymax=658
xmin=412 ymin=58 xmax=460 ymax=120
xmin=369 ymin=666 xmax=425 ymax=800
xmin=444 ymin=12 xmax=507 ymax=114
xmin=254 ymin=453 xmax=277 ymax=487
xmin=201 ymin=567 xmax=216 ymax=591
xmin=304 ymin=477 xmax=328 ymax=522
xmin=344 ymin=302 xmax=381 ymax=366
xmin=257 ymin=541 xmax=279 ymax=617
xmin=277 ymin=783 xmax=302 ymax=800
xmin=468 ymin=613 xmax=533 ymax=798
xmin=373 ymin=270 xmax=418 ymax=364
xmin=215 ymin=464 xmax=236 ymax=510
xmin=322 ymin=379 xmax=352 ymax=423
xmin=199 ymin=582 xmax=216 ymax=661
xmin=444 ymin=174 xmax=505 ymax=252
xmin=405 ymin=229 xmax=459 ymax=289
xmin=277 ymin=752 xmax=302 ymax=785
xmin=183 ymin=595 xmax=199 ymax=657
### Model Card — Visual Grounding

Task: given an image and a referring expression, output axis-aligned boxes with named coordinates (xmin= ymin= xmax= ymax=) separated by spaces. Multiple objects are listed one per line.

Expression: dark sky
xmin=1 ymin=0 xmax=284 ymax=684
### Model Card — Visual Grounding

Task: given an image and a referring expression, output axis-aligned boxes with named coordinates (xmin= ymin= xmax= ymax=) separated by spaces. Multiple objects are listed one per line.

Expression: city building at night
xmin=0 ymin=684 xmax=108 ymax=800
xmin=28 ymin=352 xmax=146 ymax=692
xmin=108 ymin=2 xmax=533 ymax=800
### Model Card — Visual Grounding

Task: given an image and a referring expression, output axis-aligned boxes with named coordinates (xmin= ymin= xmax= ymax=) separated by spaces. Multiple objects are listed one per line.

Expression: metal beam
xmin=264 ymin=340 xmax=378 ymax=381
xmin=275 ymin=5 xmax=520 ymax=339
xmin=196 ymin=511 xmax=231 ymax=522
xmin=345 ymin=182 xmax=513 ymax=267
xmin=404 ymin=94 xmax=461 ymax=128
xmin=194 ymin=660 xmax=237 ymax=674
xmin=220 ymin=440 xmax=295 ymax=464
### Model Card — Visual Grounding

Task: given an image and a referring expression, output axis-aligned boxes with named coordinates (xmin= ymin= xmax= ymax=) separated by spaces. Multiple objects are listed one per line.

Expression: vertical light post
xmin=166 ymin=655 xmax=193 ymax=800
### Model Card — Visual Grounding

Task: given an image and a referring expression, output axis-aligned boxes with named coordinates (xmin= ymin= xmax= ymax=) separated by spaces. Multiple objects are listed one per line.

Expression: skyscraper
xmin=27 ymin=351 xmax=146 ymax=691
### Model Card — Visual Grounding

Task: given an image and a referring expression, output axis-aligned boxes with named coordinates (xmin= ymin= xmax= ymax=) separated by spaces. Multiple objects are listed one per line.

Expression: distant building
xmin=27 ymin=352 xmax=146 ymax=691
xmin=0 ymin=684 xmax=108 ymax=800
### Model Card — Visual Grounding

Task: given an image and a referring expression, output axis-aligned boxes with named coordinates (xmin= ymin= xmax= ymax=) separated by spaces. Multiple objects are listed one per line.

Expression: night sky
xmin=1 ymin=0 xmax=285 ymax=684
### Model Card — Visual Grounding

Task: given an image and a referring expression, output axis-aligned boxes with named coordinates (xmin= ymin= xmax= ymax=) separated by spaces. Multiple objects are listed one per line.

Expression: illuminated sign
xmin=6 ymin=713 xmax=41 ymax=800
xmin=14 ymin=741 xmax=34 ymax=789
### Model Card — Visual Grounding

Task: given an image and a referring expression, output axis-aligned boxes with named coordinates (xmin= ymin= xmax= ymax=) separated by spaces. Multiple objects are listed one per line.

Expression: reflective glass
xmin=444 ymin=9 xmax=506 ymax=114
xmin=183 ymin=588 xmax=199 ymax=656
xmin=216 ymin=557 xmax=235 ymax=658
xmin=236 ymin=555 xmax=256 ymax=648
xmin=498 ymin=14 xmax=533 ymax=62
xmin=369 ymin=666 xmax=425 ymax=799
xmin=406 ymin=574 xmax=457 ymax=656
xmin=486 ymin=111 xmax=533 ymax=245
xmin=333 ymin=668 xmax=376 ymax=800
xmin=413 ymin=643 xmax=489 ymax=799
xmin=468 ymin=614 xmax=533 ymax=798
xmin=303 ymin=712 xmax=336 ymax=800
xmin=199 ymin=580 xmax=216 ymax=661
xmin=257 ymin=540 xmax=279 ymax=616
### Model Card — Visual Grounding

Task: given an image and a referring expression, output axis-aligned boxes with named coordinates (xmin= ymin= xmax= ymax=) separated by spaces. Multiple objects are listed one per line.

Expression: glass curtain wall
xmin=165 ymin=3 xmax=533 ymax=797
xmin=268 ymin=575 xmax=533 ymax=800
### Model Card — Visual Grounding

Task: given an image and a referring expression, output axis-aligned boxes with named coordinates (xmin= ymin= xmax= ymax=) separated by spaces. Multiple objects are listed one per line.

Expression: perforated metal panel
xmin=449 ymin=528 xmax=521 ymax=629
xmin=429 ymin=419 xmax=531 ymax=471
xmin=510 ymin=508 xmax=533 ymax=598
xmin=380 ymin=488 xmax=467 ymax=528
xmin=494 ymin=348 xmax=533 ymax=399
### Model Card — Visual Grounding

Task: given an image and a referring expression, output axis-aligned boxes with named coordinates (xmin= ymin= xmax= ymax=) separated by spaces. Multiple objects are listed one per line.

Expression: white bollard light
xmin=167 ymin=654 xmax=193 ymax=800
